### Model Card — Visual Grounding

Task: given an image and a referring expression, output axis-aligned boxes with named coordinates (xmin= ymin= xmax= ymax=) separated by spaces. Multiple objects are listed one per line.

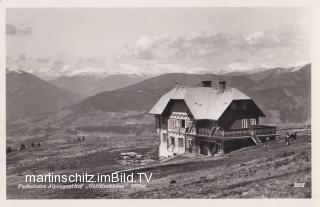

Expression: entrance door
xmin=199 ymin=141 xmax=208 ymax=156
xmin=170 ymin=137 xmax=175 ymax=146
xmin=187 ymin=139 xmax=193 ymax=153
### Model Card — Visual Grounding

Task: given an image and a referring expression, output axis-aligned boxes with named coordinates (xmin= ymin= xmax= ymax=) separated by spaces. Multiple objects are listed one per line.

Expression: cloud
xmin=227 ymin=62 xmax=271 ymax=71
xmin=37 ymin=58 xmax=49 ymax=63
xmin=121 ymin=24 xmax=307 ymax=61
xmin=119 ymin=32 xmax=238 ymax=60
xmin=134 ymin=35 xmax=155 ymax=59
xmin=285 ymin=60 xmax=309 ymax=68
xmin=6 ymin=23 xmax=32 ymax=36
xmin=245 ymin=32 xmax=264 ymax=45
xmin=6 ymin=15 xmax=310 ymax=77
xmin=113 ymin=20 xmax=309 ymax=73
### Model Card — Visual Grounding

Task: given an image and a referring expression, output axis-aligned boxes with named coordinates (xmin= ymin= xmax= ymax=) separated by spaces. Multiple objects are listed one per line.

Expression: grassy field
xmin=6 ymin=130 xmax=311 ymax=199
xmin=128 ymin=136 xmax=311 ymax=198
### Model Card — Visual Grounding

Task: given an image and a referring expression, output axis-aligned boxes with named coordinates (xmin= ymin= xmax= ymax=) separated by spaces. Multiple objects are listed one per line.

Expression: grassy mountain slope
xmin=76 ymin=64 xmax=311 ymax=123
xmin=6 ymin=70 xmax=84 ymax=122
xmin=49 ymin=74 xmax=149 ymax=96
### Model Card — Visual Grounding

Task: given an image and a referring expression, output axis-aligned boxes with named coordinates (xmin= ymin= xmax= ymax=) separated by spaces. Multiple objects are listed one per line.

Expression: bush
xmin=20 ymin=144 xmax=26 ymax=151
xmin=6 ymin=146 xmax=12 ymax=154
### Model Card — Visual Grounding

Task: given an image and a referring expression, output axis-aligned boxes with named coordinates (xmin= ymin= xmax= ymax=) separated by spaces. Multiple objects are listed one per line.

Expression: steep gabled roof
xmin=149 ymin=86 xmax=263 ymax=120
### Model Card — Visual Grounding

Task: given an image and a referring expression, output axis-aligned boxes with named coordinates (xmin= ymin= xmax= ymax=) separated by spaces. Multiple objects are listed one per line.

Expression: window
xmin=241 ymin=119 xmax=248 ymax=128
xmin=162 ymin=133 xmax=167 ymax=143
xmin=168 ymin=119 xmax=175 ymax=128
xmin=176 ymin=119 xmax=182 ymax=128
xmin=187 ymin=139 xmax=193 ymax=147
xmin=170 ymin=137 xmax=175 ymax=145
xmin=250 ymin=118 xmax=257 ymax=125
xmin=185 ymin=121 xmax=193 ymax=128
xmin=231 ymin=102 xmax=237 ymax=110
xmin=178 ymin=138 xmax=184 ymax=147
xmin=181 ymin=120 xmax=185 ymax=128
xmin=241 ymin=101 xmax=247 ymax=110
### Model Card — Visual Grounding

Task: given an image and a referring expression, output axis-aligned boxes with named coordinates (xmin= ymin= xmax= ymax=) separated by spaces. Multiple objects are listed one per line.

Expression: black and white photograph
xmin=2 ymin=0 xmax=316 ymax=202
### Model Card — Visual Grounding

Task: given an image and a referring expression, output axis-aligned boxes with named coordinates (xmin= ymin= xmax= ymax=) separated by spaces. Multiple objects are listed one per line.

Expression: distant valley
xmin=49 ymin=74 xmax=149 ymax=97
xmin=6 ymin=64 xmax=311 ymax=142
xmin=75 ymin=64 xmax=311 ymax=124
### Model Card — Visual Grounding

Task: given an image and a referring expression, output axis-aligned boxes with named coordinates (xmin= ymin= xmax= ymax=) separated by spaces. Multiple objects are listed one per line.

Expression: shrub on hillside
xmin=6 ymin=146 xmax=12 ymax=154
xmin=20 ymin=144 xmax=26 ymax=151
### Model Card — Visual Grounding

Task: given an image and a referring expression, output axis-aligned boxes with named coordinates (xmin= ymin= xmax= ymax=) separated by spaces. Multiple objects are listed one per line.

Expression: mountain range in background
xmin=6 ymin=70 xmax=84 ymax=122
xmin=76 ymin=64 xmax=311 ymax=124
xmin=6 ymin=64 xmax=311 ymax=138
xmin=49 ymin=74 xmax=149 ymax=97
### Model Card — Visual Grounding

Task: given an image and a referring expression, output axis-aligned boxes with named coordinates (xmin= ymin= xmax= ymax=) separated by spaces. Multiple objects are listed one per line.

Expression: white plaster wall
xmin=158 ymin=130 xmax=186 ymax=157
xmin=159 ymin=129 xmax=174 ymax=157
xmin=168 ymin=132 xmax=185 ymax=155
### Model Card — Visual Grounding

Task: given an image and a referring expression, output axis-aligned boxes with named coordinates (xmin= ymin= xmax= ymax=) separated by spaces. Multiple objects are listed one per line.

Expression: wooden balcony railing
xmin=167 ymin=125 xmax=276 ymax=138
xmin=168 ymin=127 xmax=187 ymax=133
xmin=197 ymin=125 xmax=276 ymax=138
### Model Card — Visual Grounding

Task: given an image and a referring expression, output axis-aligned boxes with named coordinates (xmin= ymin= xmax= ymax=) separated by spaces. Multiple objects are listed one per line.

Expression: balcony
xmin=196 ymin=125 xmax=277 ymax=139
xmin=168 ymin=127 xmax=187 ymax=133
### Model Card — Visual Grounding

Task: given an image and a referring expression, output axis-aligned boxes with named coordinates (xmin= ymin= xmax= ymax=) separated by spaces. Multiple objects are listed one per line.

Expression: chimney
xmin=218 ymin=81 xmax=226 ymax=92
xmin=202 ymin=80 xmax=212 ymax=87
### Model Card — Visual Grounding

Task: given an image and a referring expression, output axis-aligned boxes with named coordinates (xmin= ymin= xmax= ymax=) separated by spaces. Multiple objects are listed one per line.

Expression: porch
xmin=196 ymin=125 xmax=277 ymax=140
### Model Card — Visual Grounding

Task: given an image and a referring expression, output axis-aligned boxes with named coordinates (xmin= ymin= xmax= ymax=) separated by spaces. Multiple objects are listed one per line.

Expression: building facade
xmin=149 ymin=81 xmax=277 ymax=158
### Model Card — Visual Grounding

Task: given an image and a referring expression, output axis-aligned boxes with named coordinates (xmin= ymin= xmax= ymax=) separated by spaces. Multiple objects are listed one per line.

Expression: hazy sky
xmin=6 ymin=7 xmax=310 ymax=76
